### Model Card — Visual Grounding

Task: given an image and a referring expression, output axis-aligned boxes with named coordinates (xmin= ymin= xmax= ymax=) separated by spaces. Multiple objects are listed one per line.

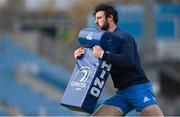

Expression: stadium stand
xmin=0 ymin=38 xmax=81 ymax=116
xmin=88 ymin=4 xmax=179 ymax=39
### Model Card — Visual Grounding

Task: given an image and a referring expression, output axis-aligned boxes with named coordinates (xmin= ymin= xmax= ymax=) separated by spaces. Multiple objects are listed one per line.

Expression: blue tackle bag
xmin=60 ymin=28 xmax=119 ymax=113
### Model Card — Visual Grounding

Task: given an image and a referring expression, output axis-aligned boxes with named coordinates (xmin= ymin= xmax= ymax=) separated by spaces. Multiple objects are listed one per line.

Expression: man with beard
xmin=74 ymin=3 xmax=164 ymax=116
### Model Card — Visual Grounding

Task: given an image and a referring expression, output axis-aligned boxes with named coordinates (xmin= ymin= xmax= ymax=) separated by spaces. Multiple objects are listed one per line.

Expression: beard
xmin=96 ymin=20 xmax=109 ymax=31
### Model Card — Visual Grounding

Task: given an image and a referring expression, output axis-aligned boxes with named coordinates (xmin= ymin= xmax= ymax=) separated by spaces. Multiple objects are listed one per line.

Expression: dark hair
xmin=93 ymin=3 xmax=118 ymax=24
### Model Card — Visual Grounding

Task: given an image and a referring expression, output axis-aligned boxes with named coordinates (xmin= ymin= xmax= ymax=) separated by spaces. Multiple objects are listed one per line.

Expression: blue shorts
xmin=103 ymin=82 xmax=157 ymax=115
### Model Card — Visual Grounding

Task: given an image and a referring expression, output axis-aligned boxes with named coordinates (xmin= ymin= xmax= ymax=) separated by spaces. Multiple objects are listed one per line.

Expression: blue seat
xmin=0 ymin=109 xmax=8 ymax=116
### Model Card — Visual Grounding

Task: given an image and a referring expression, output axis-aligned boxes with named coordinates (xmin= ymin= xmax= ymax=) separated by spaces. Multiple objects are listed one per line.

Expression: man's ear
xmin=108 ymin=15 xmax=114 ymax=22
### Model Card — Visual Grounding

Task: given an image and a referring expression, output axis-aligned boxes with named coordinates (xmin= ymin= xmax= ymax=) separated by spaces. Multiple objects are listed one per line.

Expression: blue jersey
xmin=101 ymin=28 xmax=149 ymax=90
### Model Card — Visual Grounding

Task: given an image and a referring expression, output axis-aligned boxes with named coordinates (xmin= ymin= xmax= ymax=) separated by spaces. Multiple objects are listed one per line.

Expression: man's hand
xmin=74 ymin=47 xmax=85 ymax=59
xmin=93 ymin=45 xmax=104 ymax=59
